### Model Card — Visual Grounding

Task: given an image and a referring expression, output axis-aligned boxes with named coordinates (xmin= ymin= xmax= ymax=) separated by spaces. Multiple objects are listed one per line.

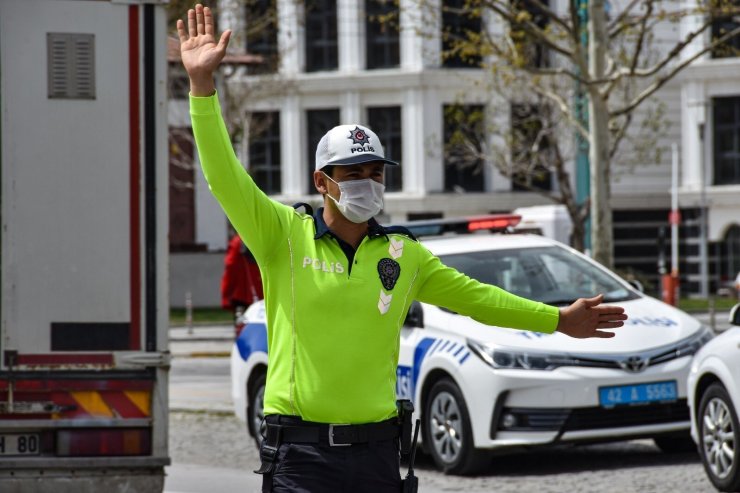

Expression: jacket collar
xmin=313 ymin=207 xmax=386 ymax=240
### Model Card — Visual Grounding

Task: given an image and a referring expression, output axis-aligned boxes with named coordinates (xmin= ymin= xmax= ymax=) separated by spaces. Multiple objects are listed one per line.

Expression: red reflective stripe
xmin=16 ymin=354 xmax=114 ymax=366
xmin=129 ymin=3 xmax=141 ymax=350
xmin=100 ymin=392 xmax=148 ymax=418
xmin=0 ymin=380 xmax=153 ymax=391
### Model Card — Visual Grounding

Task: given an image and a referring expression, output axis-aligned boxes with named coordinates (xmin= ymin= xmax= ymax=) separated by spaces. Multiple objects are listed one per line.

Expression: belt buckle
xmin=328 ymin=424 xmax=351 ymax=447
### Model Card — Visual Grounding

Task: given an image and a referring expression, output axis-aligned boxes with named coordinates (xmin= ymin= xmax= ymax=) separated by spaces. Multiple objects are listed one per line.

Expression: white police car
xmin=231 ymin=216 xmax=713 ymax=475
xmin=688 ymin=304 xmax=740 ymax=492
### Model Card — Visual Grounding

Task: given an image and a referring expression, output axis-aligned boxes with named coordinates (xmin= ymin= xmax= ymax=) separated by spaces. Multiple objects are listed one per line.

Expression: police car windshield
xmin=438 ymin=246 xmax=639 ymax=305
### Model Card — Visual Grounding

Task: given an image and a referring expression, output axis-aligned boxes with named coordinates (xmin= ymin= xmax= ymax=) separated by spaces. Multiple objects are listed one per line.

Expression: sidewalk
xmin=169 ymin=324 xmax=234 ymax=358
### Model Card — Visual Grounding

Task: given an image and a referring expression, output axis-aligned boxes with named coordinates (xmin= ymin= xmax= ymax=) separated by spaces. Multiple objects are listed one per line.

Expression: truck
xmin=0 ymin=1 xmax=170 ymax=491
xmin=512 ymin=204 xmax=573 ymax=245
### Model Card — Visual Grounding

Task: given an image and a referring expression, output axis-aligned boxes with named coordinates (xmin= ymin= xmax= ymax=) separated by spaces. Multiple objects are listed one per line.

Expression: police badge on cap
xmin=377 ymin=258 xmax=401 ymax=291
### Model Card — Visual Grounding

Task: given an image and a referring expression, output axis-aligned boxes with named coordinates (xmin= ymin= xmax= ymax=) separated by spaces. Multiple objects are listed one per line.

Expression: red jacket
xmin=221 ymin=235 xmax=263 ymax=310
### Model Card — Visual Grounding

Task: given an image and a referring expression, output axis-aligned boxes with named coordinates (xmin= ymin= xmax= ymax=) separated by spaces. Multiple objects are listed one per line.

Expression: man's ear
xmin=313 ymin=170 xmax=327 ymax=194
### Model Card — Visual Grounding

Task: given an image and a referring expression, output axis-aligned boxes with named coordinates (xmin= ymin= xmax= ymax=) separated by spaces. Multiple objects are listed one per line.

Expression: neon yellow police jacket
xmin=190 ymin=94 xmax=560 ymax=424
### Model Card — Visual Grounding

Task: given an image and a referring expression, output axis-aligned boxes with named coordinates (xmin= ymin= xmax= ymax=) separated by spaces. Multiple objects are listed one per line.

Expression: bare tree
xmin=427 ymin=0 xmax=740 ymax=268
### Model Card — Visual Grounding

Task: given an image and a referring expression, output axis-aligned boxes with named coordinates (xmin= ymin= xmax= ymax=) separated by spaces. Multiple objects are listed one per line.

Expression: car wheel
xmin=423 ymin=378 xmax=490 ymax=475
xmin=653 ymin=432 xmax=697 ymax=453
xmin=247 ymin=372 xmax=266 ymax=449
xmin=698 ymin=382 xmax=740 ymax=492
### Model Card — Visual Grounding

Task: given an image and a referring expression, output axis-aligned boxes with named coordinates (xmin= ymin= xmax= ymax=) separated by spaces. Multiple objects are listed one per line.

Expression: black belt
xmin=264 ymin=415 xmax=399 ymax=447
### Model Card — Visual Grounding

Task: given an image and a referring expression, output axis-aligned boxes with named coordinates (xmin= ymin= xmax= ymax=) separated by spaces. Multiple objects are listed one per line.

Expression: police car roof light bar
xmin=396 ymin=214 xmax=522 ymax=238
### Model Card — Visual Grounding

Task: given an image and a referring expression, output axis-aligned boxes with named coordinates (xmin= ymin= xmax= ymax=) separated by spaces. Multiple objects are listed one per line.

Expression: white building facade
xmin=168 ymin=0 xmax=740 ymax=305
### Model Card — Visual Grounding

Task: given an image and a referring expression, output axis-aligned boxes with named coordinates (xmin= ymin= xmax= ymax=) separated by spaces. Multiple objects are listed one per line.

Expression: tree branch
xmin=612 ymin=24 xmax=740 ymax=117
xmin=480 ymin=0 xmax=575 ymax=59
xmin=607 ymin=0 xmax=648 ymax=37
xmin=615 ymin=16 xmax=715 ymax=79
xmin=530 ymin=85 xmax=589 ymax=140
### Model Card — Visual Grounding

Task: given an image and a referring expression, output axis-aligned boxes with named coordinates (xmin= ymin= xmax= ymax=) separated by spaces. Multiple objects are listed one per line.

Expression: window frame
xmin=305 ymin=0 xmax=339 ymax=72
xmin=365 ymin=0 xmax=400 ymax=70
xmin=248 ymin=111 xmax=282 ymax=195
xmin=367 ymin=106 xmax=403 ymax=191
xmin=712 ymin=96 xmax=740 ymax=186
xmin=306 ymin=108 xmax=341 ymax=194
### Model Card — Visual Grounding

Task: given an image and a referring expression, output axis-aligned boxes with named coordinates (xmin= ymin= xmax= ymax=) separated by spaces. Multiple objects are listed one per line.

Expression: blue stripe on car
xmin=412 ymin=337 xmax=437 ymax=394
xmin=236 ymin=322 xmax=268 ymax=361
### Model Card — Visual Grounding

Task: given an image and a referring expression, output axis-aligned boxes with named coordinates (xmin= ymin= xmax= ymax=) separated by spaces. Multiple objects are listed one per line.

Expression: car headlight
xmin=467 ymin=338 xmax=574 ymax=371
xmin=651 ymin=325 xmax=714 ymax=363
xmin=467 ymin=325 xmax=714 ymax=372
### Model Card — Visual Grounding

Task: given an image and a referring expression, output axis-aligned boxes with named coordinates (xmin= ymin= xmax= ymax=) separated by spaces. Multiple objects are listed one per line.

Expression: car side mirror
xmin=627 ymin=280 xmax=644 ymax=293
xmin=730 ymin=304 xmax=740 ymax=327
xmin=404 ymin=301 xmax=424 ymax=328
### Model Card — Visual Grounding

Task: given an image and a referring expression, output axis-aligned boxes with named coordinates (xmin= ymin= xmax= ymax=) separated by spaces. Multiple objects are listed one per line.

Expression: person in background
xmin=221 ymin=233 xmax=263 ymax=314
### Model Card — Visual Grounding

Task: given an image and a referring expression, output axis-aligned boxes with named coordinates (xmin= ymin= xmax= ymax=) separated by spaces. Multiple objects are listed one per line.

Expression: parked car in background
xmin=232 ymin=215 xmax=714 ymax=475
xmin=688 ymin=304 xmax=740 ymax=492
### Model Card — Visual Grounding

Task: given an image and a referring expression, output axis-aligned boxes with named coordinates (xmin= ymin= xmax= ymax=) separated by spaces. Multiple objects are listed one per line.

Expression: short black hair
xmin=320 ymin=165 xmax=336 ymax=178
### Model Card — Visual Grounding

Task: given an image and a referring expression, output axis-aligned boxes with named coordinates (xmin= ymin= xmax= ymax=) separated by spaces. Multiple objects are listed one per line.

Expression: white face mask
xmin=323 ymin=172 xmax=385 ymax=223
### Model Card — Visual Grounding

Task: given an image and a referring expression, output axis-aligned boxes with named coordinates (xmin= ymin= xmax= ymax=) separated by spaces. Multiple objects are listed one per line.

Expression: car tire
xmin=697 ymin=382 xmax=740 ymax=492
xmin=247 ymin=371 xmax=266 ymax=449
xmin=653 ymin=432 xmax=697 ymax=453
xmin=423 ymin=378 xmax=491 ymax=475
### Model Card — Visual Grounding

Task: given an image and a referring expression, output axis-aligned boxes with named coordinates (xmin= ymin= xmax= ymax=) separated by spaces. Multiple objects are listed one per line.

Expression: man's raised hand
xmin=176 ymin=4 xmax=231 ymax=96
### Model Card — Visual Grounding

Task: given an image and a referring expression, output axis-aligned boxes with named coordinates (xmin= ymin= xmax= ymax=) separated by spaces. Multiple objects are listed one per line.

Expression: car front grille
xmin=495 ymin=399 xmax=689 ymax=434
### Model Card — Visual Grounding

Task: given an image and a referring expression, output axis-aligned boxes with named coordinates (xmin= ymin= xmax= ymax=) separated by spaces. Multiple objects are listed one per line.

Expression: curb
xmin=169 ymin=407 xmax=235 ymax=416
xmin=171 ymin=351 xmax=231 ymax=358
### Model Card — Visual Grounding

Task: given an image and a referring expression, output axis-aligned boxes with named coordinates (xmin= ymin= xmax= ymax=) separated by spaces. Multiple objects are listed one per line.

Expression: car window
xmin=438 ymin=246 xmax=639 ymax=305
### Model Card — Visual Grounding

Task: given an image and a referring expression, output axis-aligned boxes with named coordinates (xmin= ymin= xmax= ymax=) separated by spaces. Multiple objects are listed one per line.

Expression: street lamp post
xmin=698 ymin=122 xmax=710 ymax=298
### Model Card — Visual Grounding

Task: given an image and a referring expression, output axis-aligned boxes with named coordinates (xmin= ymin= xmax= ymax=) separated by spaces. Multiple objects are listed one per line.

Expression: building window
xmin=443 ymin=104 xmax=485 ymax=192
xmin=248 ymin=112 xmax=282 ymax=194
xmin=441 ymin=0 xmax=482 ymax=68
xmin=366 ymin=0 xmax=400 ymax=69
xmin=307 ymin=109 xmax=340 ymax=193
xmin=367 ymin=106 xmax=402 ymax=191
xmin=713 ymin=96 xmax=740 ymax=185
xmin=711 ymin=1 xmax=740 ymax=59
xmin=245 ymin=0 xmax=279 ymax=74
xmin=305 ymin=0 xmax=338 ymax=72
xmin=510 ymin=103 xmax=553 ymax=191
xmin=169 ymin=127 xmax=196 ymax=251
xmin=510 ymin=0 xmax=550 ymax=68
xmin=722 ymin=224 xmax=740 ymax=286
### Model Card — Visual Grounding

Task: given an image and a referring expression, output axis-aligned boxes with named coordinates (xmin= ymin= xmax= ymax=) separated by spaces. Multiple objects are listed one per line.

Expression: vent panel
xmin=47 ymin=33 xmax=95 ymax=100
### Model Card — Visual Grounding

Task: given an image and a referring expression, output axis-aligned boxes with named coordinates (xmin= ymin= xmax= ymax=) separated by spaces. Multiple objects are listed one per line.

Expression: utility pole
xmin=575 ymin=0 xmax=590 ymax=254
xmin=698 ymin=123 xmax=710 ymax=298
xmin=662 ymin=143 xmax=681 ymax=306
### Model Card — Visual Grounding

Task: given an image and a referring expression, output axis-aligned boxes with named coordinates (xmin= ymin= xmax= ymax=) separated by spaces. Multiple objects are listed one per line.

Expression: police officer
xmin=177 ymin=6 xmax=628 ymax=492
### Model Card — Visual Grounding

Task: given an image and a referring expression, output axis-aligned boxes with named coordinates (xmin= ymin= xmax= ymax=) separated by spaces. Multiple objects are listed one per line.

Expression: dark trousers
xmin=260 ymin=439 xmax=402 ymax=493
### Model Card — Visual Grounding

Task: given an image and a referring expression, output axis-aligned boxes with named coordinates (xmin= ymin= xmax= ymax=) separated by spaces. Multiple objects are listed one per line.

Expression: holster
xmin=401 ymin=475 xmax=419 ymax=493
xmin=396 ymin=399 xmax=414 ymax=457
xmin=254 ymin=422 xmax=281 ymax=475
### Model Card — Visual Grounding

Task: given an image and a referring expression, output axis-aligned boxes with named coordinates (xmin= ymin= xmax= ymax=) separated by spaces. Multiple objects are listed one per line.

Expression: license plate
xmin=0 ymin=433 xmax=40 ymax=456
xmin=599 ymin=381 xmax=678 ymax=408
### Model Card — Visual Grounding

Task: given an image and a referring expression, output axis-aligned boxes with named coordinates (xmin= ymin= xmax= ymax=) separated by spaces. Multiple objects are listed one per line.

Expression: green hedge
xmin=170 ymin=307 xmax=232 ymax=325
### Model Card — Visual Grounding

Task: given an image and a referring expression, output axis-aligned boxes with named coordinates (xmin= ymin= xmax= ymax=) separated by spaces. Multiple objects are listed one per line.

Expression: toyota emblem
xmin=620 ymin=356 xmax=648 ymax=373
